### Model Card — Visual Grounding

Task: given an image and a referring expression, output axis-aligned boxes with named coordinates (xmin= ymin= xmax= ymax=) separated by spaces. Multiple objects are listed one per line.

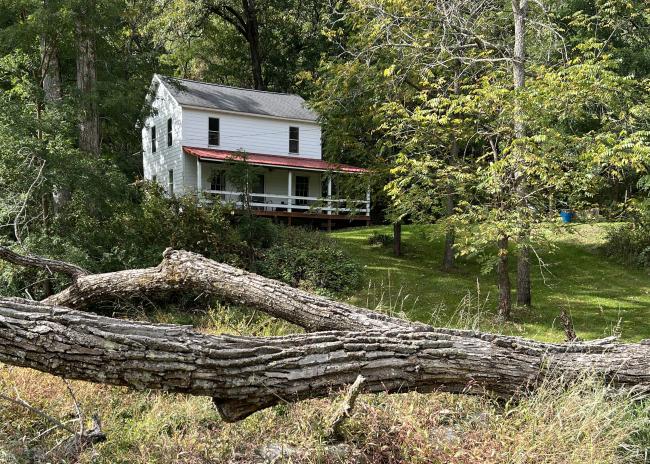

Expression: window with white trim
xmin=151 ymin=126 xmax=157 ymax=153
xmin=210 ymin=169 xmax=226 ymax=191
xmin=208 ymin=118 xmax=220 ymax=146
xmin=289 ymin=126 xmax=299 ymax=153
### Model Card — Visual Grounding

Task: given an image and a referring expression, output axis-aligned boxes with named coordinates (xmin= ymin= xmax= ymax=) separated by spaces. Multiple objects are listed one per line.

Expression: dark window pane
xmin=210 ymin=170 xmax=225 ymax=191
xmin=295 ymin=175 xmax=309 ymax=205
xmin=252 ymin=174 xmax=265 ymax=204
xmin=289 ymin=126 xmax=299 ymax=153
xmin=208 ymin=118 xmax=220 ymax=145
xmin=167 ymin=118 xmax=172 ymax=146
xmin=151 ymin=126 xmax=156 ymax=153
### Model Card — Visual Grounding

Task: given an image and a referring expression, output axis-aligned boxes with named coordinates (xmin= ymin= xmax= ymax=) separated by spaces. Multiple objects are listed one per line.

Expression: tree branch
xmin=42 ymin=249 xmax=420 ymax=332
xmin=0 ymin=246 xmax=90 ymax=279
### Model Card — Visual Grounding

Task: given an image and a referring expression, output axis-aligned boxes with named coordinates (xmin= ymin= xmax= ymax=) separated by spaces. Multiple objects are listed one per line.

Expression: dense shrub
xmin=602 ymin=201 xmax=650 ymax=268
xmin=0 ymin=181 xmax=363 ymax=297
xmin=367 ymin=231 xmax=393 ymax=247
xmin=602 ymin=223 xmax=650 ymax=268
xmin=257 ymin=227 xmax=363 ymax=295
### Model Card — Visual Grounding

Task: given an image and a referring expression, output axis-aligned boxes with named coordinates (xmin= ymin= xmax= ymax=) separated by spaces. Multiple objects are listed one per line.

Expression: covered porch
xmin=184 ymin=147 xmax=370 ymax=228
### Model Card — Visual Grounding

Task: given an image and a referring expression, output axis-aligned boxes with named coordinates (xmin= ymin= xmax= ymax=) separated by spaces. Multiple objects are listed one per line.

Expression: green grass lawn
xmin=331 ymin=223 xmax=650 ymax=342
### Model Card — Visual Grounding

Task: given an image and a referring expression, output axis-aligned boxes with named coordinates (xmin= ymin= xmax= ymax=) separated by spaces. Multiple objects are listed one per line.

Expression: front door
xmin=252 ymin=174 xmax=265 ymax=206
xmin=295 ymin=175 xmax=309 ymax=206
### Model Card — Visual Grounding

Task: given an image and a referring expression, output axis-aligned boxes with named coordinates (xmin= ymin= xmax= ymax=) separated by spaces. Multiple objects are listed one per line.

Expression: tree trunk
xmin=40 ymin=7 xmax=62 ymax=104
xmin=2 ymin=298 xmax=650 ymax=423
xmin=512 ymin=0 xmax=531 ymax=306
xmin=75 ymin=1 xmax=100 ymax=156
xmin=243 ymin=0 xmax=264 ymax=90
xmin=442 ymin=137 xmax=459 ymax=272
xmin=442 ymin=196 xmax=455 ymax=271
xmin=517 ymin=241 xmax=531 ymax=306
xmin=497 ymin=235 xmax=511 ymax=320
xmin=442 ymin=70 xmax=461 ymax=272
xmin=393 ymin=222 xmax=402 ymax=257
xmin=42 ymin=249 xmax=421 ymax=333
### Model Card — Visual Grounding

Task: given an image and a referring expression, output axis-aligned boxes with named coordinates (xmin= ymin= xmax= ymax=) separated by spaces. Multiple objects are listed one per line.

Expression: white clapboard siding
xmin=181 ymin=108 xmax=322 ymax=159
xmin=143 ymin=75 xmax=326 ymax=197
xmin=142 ymin=80 xmax=184 ymax=194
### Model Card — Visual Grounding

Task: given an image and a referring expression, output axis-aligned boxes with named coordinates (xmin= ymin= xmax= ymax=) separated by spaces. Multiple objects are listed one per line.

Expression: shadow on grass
xmin=331 ymin=223 xmax=650 ymax=342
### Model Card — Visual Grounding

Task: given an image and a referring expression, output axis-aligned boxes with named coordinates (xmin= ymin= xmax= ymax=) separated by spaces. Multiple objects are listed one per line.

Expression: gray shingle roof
xmin=156 ymin=75 xmax=318 ymax=122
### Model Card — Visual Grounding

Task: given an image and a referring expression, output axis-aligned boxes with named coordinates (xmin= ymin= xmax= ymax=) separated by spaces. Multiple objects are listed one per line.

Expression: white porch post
xmin=366 ymin=186 xmax=371 ymax=216
xmin=196 ymin=157 xmax=202 ymax=195
xmin=287 ymin=170 xmax=293 ymax=212
xmin=327 ymin=175 xmax=332 ymax=215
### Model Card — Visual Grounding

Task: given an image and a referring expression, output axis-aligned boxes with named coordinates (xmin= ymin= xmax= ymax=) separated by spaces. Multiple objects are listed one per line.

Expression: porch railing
xmin=201 ymin=189 xmax=370 ymax=216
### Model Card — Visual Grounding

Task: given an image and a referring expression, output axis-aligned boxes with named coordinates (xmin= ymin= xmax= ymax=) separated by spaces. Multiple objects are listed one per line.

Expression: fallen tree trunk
xmin=43 ymin=249 xmax=424 ymax=333
xmin=1 ymin=298 xmax=650 ymax=422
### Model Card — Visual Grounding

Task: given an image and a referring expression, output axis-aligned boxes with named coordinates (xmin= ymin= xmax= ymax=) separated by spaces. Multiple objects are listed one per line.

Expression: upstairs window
xmin=167 ymin=118 xmax=173 ymax=146
xmin=151 ymin=126 xmax=157 ymax=153
xmin=289 ymin=126 xmax=299 ymax=153
xmin=209 ymin=118 xmax=220 ymax=146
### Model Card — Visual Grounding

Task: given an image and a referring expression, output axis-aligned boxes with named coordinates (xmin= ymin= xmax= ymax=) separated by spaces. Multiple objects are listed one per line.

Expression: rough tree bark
xmin=75 ymin=0 xmax=101 ymax=156
xmin=2 ymin=249 xmax=650 ymax=423
xmin=42 ymin=249 xmax=422 ymax=333
xmin=2 ymin=298 xmax=650 ymax=423
xmin=40 ymin=0 xmax=62 ymax=104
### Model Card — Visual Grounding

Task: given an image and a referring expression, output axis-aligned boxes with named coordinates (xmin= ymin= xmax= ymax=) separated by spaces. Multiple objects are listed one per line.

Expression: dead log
xmin=2 ymin=298 xmax=650 ymax=422
xmin=43 ymin=249 xmax=423 ymax=332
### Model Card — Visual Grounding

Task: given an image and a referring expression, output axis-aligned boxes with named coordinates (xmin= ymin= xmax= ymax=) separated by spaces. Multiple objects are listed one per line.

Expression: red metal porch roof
xmin=183 ymin=146 xmax=367 ymax=173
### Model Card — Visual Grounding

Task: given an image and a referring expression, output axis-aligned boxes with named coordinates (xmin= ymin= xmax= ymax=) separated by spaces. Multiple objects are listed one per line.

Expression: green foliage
xmin=257 ymin=227 xmax=363 ymax=295
xmin=367 ymin=231 xmax=393 ymax=247
xmin=601 ymin=200 xmax=650 ymax=269
xmin=602 ymin=223 xmax=650 ymax=269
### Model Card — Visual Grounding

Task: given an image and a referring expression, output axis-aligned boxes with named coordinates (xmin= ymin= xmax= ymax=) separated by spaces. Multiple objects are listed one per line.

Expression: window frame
xmin=289 ymin=126 xmax=299 ymax=153
xmin=295 ymin=175 xmax=309 ymax=205
xmin=210 ymin=169 xmax=226 ymax=191
xmin=208 ymin=117 xmax=220 ymax=146
xmin=167 ymin=118 xmax=173 ymax=147
xmin=151 ymin=126 xmax=157 ymax=153
xmin=168 ymin=169 xmax=174 ymax=196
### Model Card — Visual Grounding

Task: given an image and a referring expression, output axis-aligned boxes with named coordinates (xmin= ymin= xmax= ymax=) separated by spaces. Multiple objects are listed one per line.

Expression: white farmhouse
xmin=142 ymin=74 xmax=370 ymax=228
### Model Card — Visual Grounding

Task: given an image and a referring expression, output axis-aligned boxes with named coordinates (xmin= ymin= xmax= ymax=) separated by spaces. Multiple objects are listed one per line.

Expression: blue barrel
xmin=560 ymin=210 xmax=573 ymax=223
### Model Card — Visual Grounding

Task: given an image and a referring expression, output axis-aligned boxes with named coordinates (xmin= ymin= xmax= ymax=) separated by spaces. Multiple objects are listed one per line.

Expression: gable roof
xmin=155 ymin=74 xmax=318 ymax=122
